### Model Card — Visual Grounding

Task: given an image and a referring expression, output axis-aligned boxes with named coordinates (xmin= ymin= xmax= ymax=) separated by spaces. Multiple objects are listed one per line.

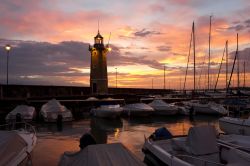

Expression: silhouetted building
xmin=89 ymin=30 xmax=110 ymax=94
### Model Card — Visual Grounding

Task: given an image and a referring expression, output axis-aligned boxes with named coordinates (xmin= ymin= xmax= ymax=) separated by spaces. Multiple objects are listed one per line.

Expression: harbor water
xmin=30 ymin=115 xmax=220 ymax=166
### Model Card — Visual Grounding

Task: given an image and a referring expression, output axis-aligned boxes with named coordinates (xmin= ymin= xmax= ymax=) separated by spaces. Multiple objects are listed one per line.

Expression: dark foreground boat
xmin=58 ymin=133 xmax=145 ymax=166
xmin=142 ymin=126 xmax=250 ymax=166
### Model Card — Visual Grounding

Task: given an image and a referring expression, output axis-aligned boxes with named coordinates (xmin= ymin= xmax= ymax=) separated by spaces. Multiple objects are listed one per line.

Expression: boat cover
xmin=42 ymin=99 xmax=66 ymax=112
xmin=149 ymin=99 xmax=168 ymax=107
xmin=0 ymin=131 xmax=27 ymax=166
xmin=186 ymin=125 xmax=218 ymax=155
xmin=58 ymin=143 xmax=145 ymax=166
xmin=6 ymin=105 xmax=35 ymax=120
xmin=123 ymin=103 xmax=153 ymax=111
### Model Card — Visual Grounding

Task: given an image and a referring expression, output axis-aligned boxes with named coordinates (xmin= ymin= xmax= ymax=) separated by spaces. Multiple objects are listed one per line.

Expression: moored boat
xmin=58 ymin=143 xmax=145 ymax=166
xmin=148 ymin=99 xmax=178 ymax=115
xmin=190 ymin=100 xmax=228 ymax=115
xmin=40 ymin=99 xmax=73 ymax=122
xmin=90 ymin=104 xmax=123 ymax=118
xmin=173 ymin=102 xmax=193 ymax=115
xmin=5 ymin=105 xmax=36 ymax=122
xmin=123 ymin=103 xmax=154 ymax=117
xmin=0 ymin=122 xmax=37 ymax=166
xmin=143 ymin=125 xmax=250 ymax=166
xmin=219 ymin=116 xmax=250 ymax=135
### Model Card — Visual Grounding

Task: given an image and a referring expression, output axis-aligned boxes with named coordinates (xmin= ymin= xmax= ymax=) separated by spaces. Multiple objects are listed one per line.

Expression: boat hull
xmin=219 ymin=117 xmax=250 ymax=135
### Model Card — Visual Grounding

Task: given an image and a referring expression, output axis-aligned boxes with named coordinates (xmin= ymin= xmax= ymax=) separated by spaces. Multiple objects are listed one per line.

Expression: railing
xmin=0 ymin=122 xmax=36 ymax=135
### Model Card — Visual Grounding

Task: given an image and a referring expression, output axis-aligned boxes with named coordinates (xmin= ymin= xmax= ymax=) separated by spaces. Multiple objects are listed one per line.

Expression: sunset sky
xmin=0 ymin=0 xmax=250 ymax=89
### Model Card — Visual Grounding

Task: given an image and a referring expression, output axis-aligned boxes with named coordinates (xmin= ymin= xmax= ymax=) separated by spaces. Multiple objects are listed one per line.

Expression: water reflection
xmin=90 ymin=117 xmax=123 ymax=144
xmin=4 ymin=115 xmax=222 ymax=165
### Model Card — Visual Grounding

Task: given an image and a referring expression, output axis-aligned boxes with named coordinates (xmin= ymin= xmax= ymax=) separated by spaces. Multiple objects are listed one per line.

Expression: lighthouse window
xmin=95 ymin=37 xmax=102 ymax=44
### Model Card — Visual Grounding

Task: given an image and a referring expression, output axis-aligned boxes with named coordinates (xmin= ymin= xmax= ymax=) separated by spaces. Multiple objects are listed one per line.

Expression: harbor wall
xmin=0 ymin=84 xmax=172 ymax=99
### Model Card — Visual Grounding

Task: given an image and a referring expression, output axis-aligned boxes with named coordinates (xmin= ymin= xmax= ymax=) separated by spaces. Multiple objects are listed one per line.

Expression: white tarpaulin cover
xmin=5 ymin=105 xmax=35 ymax=121
xmin=123 ymin=103 xmax=153 ymax=111
xmin=0 ymin=131 xmax=27 ymax=166
xmin=59 ymin=143 xmax=145 ymax=166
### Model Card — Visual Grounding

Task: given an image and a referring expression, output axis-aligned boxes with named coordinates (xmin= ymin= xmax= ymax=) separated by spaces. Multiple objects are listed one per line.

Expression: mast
xmin=244 ymin=61 xmax=246 ymax=88
xmin=193 ymin=21 xmax=196 ymax=92
xmin=237 ymin=34 xmax=240 ymax=93
xmin=227 ymin=34 xmax=238 ymax=91
xmin=183 ymin=26 xmax=193 ymax=92
xmin=164 ymin=65 xmax=166 ymax=89
xmin=226 ymin=40 xmax=228 ymax=91
xmin=208 ymin=15 xmax=212 ymax=91
xmin=214 ymin=41 xmax=226 ymax=91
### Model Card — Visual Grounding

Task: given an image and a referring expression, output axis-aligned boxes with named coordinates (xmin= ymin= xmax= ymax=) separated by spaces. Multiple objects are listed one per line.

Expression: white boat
xmin=218 ymin=134 xmax=250 ymax=152
xmin=40 ymin=99 xmax=73 ymax=122
xmin=90 ymin=104 xmax=123 ymax=118
xmin=86 ymin=97 xmax=99 ymax=101
xmin=143 ymin=125 xmax=250 ymax=166
xmin=148 ymin=99 xmax=178 ymax=115
xmin=0 ymin=122 xmax=37 ymax=166
xmin=5 ymin=105 xmax=36 ymax=122
xmin=58 ymin=143 xmax=145 ymax=166
xmin=219 ymin=116 xmax=250 ymax=135
xmin=123 ymin=103 xmax=154 ymax=117
xmin=190 ymin=100 xmax=228 ymax=115
xmin=173 ymin=102 xmax=193 ymax=115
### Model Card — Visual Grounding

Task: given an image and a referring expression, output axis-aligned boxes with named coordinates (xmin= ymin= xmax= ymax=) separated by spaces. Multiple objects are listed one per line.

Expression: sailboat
xmin=188 ymin=17 xmax=228 ymax=115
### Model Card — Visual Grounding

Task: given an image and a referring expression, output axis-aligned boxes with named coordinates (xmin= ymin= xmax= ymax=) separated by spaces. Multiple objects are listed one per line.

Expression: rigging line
xmin=214 ymin=41 xmax=226 ymax=91
xmin=183 ymin=26 xmax=193 ymax=92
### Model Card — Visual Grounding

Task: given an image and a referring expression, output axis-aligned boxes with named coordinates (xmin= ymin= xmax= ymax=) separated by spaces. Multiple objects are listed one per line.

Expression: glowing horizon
xmin=0 ymin=0 xmax=249 ymax=89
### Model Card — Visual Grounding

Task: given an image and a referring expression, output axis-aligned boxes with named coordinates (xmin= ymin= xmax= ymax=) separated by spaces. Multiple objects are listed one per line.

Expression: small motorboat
xmin=40 ymin=99 xmax=73 ymax=122
xmin=189 ymin=100 xmax=228 ymax=115
xmin=148 ymin=99 xmax=178 ymax=115
xmin=58 ymin=134 xmax=144 ymax=166
xmin=90 ymin=104 xmax=123 ymax=119
xmin=173 ymin=102 xmax=193 ymax=116
xmin=5 ymin=105 xmax=36 ymax=122
xmin=0 ymin=122 xmax=37 ymax=166
xmin=143 ymin=125 xmax=250 ymax=166
xmin=219 ymin=116 xmax=250 ymax=135
xmin=123 ymin=103 xmax=154 ymax=117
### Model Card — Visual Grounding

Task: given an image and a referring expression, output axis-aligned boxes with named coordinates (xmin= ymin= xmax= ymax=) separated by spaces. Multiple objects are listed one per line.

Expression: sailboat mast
xmin=226 ymin=40 xmax=228 ymax=91
xmin=164 ymin=65 xmax=166 ymax=89
xmin=193 ymin=21 xmax=196 ymax=92
xmin=244 ymin=61 xmax=246 ymax=88
xmin=227 ymin=34 xmax=238 ymax=91
xmin=183 ymin=26 xmax=193 ymax=92
xmin=208 ymin=15 xmax=212 ymax=90
xmin=214 ymin=41 xmax=226 ymax=91
xmin=237 ymin=33 xmax=239 ymax=92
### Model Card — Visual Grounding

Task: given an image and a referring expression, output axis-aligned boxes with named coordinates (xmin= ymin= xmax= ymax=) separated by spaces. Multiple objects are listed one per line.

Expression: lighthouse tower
xmin=89 ymin=30 xmax=110 ymax=94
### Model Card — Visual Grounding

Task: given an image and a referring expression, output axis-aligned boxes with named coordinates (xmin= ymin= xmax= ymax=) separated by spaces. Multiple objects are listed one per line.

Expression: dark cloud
xmin=244 ymin=19 xmax=250 ymax=28
xmin=0 ymin=39 xmax=163 ymax=85
xmin=228 ymin=24 xmax=245 ymax=31
xmin=134 ymin=28 xmax=161 ymax=37
xmin=156 ymin=45 xmax=171 ymax=52
xmin=227 ymin=18 xmax=250 ymax=32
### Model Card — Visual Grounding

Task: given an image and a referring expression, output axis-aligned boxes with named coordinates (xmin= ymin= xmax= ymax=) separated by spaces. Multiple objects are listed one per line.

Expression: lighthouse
xmin=89 ymin=30 xmax=110 ymax=94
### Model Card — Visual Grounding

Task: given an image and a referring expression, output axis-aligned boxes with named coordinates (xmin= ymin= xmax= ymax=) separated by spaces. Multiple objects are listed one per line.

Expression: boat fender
xmin=153 ymin=127 xmax=173 ymax=140
xmin=79 ymin=133 xmax=97 ymax=149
